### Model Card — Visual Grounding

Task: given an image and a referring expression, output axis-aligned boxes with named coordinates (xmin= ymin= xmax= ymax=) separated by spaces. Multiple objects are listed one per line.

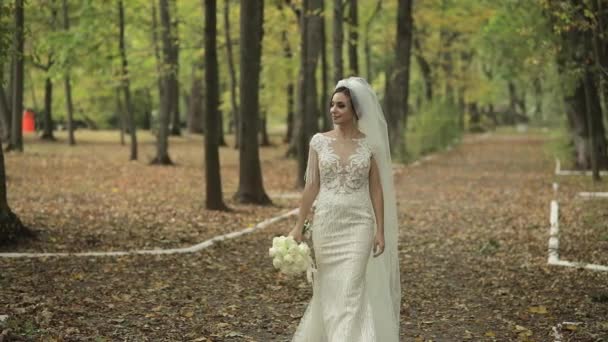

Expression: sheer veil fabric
xmin=337 ymin=77 xmax=401 ymax=341
xmin=295 ymin=77 xmax=401 ymax=341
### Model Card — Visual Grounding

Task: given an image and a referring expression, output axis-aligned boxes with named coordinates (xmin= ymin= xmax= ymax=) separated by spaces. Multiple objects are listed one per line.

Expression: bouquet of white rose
xmin=269 ymin=233 xmax=316 ymax=283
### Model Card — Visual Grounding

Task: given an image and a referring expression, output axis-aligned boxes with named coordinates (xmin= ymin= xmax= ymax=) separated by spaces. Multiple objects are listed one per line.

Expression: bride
xmin=289 ymin=77 xmax=401 ymax=341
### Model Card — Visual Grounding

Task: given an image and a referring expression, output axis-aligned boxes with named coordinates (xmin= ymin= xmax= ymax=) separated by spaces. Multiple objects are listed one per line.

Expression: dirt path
xmin=1 ymin=132 xmax=607 ymax=341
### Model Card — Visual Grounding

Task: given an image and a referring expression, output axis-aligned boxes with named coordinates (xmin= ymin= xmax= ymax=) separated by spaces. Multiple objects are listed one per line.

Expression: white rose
xmin=298 ymin=243 xmax=310 ymax=255
xmin=284 ymin=254 xmax=294 ymax=264
xmin=272 ymin=257 xmax=283 ymax=269
xmin=269 ymin=247 xmax=277 ymax=257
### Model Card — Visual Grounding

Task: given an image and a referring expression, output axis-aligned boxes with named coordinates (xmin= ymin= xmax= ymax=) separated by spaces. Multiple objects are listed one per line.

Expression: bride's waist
xmin=315 ymin=191 xmax=371 ymax=207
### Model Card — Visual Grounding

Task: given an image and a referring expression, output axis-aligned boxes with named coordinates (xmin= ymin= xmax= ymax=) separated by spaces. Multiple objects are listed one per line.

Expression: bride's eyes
xmin=330 ymin=102 xmax=346 ymax=109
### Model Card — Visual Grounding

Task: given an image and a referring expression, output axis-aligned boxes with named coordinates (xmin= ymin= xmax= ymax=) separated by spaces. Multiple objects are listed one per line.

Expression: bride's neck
xmin=334 ymin=122 xmax=358 ymax=139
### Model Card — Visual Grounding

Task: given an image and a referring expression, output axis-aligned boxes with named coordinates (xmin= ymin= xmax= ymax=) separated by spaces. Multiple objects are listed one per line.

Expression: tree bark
xmin=320 ymin=11 xmax=331 ymax=131
xmin=234 ymin=0 xmax=270 ymax=204
xmin=187 ymin=63 xmax=204 ymax=134
xmin=384 ymin=0 xmax=413 ymax=157
xmin=118 ymin=0 xmax=138 ymax=160
xmin=224 ymin=0 xmax=239 ymax=147
xmin=0 ymin=138 xmax=32 ymax=245
xmin=333 ymin=0 xmax=344 ymax=84
xmin=61 ymin=0 xmax=75 ymax=146
xmin=364 ymin=0 xmax=381 ymax=82
xmin=8 ymin=0 xmax=24 ymax=152
xmin=346 ymin=0 xmax=358 ymax=76
xmin=0 ymin=84 xmax=11 ymax=141
xmin=151 ymin=0 xmax=174 ymax=165
xmin=203 ymin=0 xmax=228 ymax=210
xmin=296 ymin=0 xmax=323 ymax=188
xmin=413 ymin=35 xmax=433 ymax=101
xmin=169 ymin=0 xmax=181 ymax=136
xmin=151 ymin=1 xmax=164 ymax=134
xmin=279 ymin=13 xmax=295 ymax=144
xmin=40 ymin=77 xmax=55 ymax=140
xmin=260 ymin=114 xmax=270 ymax=146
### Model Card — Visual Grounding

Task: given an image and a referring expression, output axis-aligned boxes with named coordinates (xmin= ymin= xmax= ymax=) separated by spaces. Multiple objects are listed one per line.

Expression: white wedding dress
xmin=292 ymin=132 xmax=380 ymax=341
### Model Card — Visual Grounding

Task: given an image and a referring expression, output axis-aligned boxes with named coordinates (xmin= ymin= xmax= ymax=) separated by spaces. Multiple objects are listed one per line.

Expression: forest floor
xmin=1 ymin=130 xmax=608 ymax=341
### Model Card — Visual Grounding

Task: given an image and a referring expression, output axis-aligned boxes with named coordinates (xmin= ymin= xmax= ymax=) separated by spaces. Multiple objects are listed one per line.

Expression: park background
xmin=1 ymin=0 xmax=607 ymax=341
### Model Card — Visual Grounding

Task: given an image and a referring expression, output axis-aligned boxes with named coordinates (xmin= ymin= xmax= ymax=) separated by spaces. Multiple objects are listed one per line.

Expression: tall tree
xmin=333 ymin=0 xmax=344 ymax=83
xmin=384 ymin=0 xmax=413 ymax=157
xmin=7 ymin=0 xmax=24 ymax=152
xmin=550 ymin=0 xmax=608 ymax=173
xmin=61 ymin=0 xmax=75 ymax=146
xmin=0 ymin=84 xmax=10 ymax=141
xmin=234 ymin=0 xmax=270 ymax=204
xmin=319 ymin=7 xmax=331 ymax=131
xmin=203 ymin=0 xmax=228 ymax=210
xmin=169 ymin=0 xmax=181 ymax=136
xmin=0 ymin=1 xmax=30 ymax=244
xmin=364 ymin=0 xmax=381 ymax=82
xmin=346 ymin=0 xmax=358 ymax=76
xmin=30 ymin=0 xmax=58 ymax=141
xmin=0 ymin=137 xmax=32 ymax=244
xmin=118 ymin=0 xmax=137 ymax=160
xmin=152 ymin=0 xmax=174 ymax=165
xmin=296 ymin=0 xmax=323 ymax=188
xmin=278 ymin=2 xmax=296 ymax=143
xmin=187 ymin=62 xmax=204 ymax=134
xmin=224 ymin=0 xmax=239 ymax=147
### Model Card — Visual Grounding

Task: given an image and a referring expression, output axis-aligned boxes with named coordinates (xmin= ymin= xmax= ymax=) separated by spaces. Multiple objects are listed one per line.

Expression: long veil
xmin=336 ymin=77 xmax=401 ymax=341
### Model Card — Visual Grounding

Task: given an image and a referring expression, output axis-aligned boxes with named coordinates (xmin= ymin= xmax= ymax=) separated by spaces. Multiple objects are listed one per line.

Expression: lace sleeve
xmin=304 ymin=134 xmax=321 ymax=187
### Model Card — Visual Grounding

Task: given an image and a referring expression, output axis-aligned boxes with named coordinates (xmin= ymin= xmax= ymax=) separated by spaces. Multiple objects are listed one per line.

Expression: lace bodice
xmin=308 ymin=133 xmax=376 ymax=195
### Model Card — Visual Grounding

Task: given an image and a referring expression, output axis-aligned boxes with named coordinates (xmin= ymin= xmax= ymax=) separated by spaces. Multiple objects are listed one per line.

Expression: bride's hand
xmin=288 ymin=226 xmax=303 ymax=243
xmin=373 ymin=232 xmax=385 ymax=257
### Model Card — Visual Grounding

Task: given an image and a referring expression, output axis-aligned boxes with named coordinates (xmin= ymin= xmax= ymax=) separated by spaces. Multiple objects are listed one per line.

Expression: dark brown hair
xmin=331 ymin=86 xmax=359 ymax=120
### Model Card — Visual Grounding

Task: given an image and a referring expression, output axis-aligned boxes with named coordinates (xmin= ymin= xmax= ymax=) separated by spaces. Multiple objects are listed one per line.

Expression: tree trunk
xmin=203 ymin=0 xmax=228 ymax=210
xmin=413 ymin=35 xmax=432 ymax=101
xmin=296 ymin=0 xmax=323 ymax=188
xmin=260 ymin=114 xmax=270 ymax=146
xmin=285 ymin=82 xmax=295 ymax=143
xmin=116 ymin=88 xmax=125 ymax=145
xmin=169 ymin=0 xmax=181 ymax=136
xmin=151 ymin=1 xmax=164 ymax=134
xmin=40 ymin=77 xmax=55 ymax=140
xmin=384 ymin=0 xmax=413 ymax=157
xmin=346 ymin=0 xmax=358 ymax=76
xmin=218 ymin=109 xmax=226 ymax=146
xmin=61 ymin=0 xmax=76 ymax=146
xmin=224 ymin=0 xmax=239 ymax=147
xmin=320 ymin=12 xmax=331 ymax=131
xmin=234 ymin=0 xmax=270 ymax=204
xmin=333 ymin=0 xmax=344 ymax=83
xmin=187 ymin=64 xmax=204 ymax=134
xmin=151 ymin=0 xmax=174 ymax=165
xmin=0 ymin=138 xmax=32 ymax=245
xmin=280 ymin=21 xmax=295 ymax=143
xmin=364 ymin=0 xmax=381 ymax=82
xmin=533 ymin=77 xmax=543 ymax=122
xmin=0 ymin=84 xmax=11 ymax=141
xmin=118 ymin=0 xmax=138 ymax=160
xmin=8 ymin=0 xmax=24 ymax=152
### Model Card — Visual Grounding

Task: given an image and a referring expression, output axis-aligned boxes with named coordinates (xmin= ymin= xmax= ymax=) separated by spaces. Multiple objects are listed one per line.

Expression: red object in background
xmin=22 ymin=110 xmax=35 ymax=132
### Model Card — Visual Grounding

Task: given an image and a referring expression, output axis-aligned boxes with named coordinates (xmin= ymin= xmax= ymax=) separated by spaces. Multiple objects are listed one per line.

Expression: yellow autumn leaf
xmin=485 ymin=330 xmax=496 ymax=337
xmin=528 ymin=305 xmax=548 ymax=314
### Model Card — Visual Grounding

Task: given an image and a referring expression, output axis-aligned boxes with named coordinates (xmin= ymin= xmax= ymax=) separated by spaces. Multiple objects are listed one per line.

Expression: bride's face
xmin=330 ymin=92 xmax=356 ymax=125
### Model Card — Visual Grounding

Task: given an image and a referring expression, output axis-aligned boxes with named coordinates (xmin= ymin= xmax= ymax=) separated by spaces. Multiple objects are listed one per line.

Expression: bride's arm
xmin=289 ymin=147 xmax=320 ymax=240
xmin=369 ymin=156 xmax=385 ymax=256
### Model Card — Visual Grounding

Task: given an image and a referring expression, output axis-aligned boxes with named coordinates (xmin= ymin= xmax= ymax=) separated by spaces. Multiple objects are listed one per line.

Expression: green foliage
xmin=0 ymin=1 xmax=14 ymax=79
xmin=405 ymin=100 xmax=462 ymax=162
